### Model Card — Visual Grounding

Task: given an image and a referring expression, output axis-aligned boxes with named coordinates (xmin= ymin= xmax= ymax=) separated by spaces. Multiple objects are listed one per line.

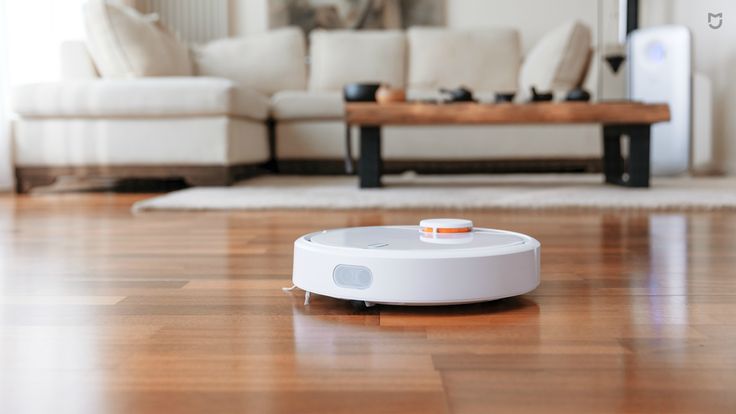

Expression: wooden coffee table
xmin=345 ymin=102 xmax=670 ymax=188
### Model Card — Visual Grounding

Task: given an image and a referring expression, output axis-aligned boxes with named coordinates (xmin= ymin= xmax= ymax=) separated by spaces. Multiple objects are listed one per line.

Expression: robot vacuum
xmin=288 ymin=218 xmax=540 ymax=306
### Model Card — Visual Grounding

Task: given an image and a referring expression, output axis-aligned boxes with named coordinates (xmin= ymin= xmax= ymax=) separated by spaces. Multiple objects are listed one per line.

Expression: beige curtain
xmin=0 ymin=0 xmax=11 ymax=189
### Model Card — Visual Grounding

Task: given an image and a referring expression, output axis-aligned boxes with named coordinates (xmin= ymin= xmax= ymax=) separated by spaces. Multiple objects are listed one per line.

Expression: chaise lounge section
xmin=12 ymin=76 xmax=271 ymax=192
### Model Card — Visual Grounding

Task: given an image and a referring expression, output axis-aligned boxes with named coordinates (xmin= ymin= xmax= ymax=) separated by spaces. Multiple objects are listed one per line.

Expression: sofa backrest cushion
xmin=408 ymin=27 xmax=521 ymax=93
xmin=309 ymin=30 xmax=406 ymax=91
xmin=195 ymin=28 xmax=307 ymax=96
xmin=83 ymin=0 xmax=192 ymax=78
xmin=519 ymin=20 xmax=592 ymax=97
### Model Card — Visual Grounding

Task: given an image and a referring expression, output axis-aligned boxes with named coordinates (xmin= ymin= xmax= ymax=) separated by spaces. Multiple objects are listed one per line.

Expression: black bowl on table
xmin=495 ymin=92 xmax=516 ymax=103
xmin=565 ymin=88 xmax=592 ymax=102
xmin=530 ymin=86 xmax=554 ymax=102
xmin=343 ymin=83 xmax=382 ymax=102
xmin=440 ymin=86 xmax=475 ymax=102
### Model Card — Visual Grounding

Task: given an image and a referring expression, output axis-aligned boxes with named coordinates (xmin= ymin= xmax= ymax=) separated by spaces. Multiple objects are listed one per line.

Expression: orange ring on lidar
xmin=420 ymin=227 xmax=473 ymax=234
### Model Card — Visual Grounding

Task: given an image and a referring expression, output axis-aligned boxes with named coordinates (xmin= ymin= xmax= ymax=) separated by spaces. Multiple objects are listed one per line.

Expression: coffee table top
xmin=346 ymin=101 xmax=670 ymax=126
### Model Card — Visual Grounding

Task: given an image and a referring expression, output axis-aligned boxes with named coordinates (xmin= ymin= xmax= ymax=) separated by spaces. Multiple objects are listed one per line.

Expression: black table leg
xmin=603 ymin=127 xmax=625 ymax=185
xmin=601 ymin=124 xmax=651 ymax=188
xmin=344 ymin=124 xmax=354 ymax=174
xmin=359 ymin=126 xmax=382 ymax=188
xmin=626 ymin=125 xmax=651 ymax=187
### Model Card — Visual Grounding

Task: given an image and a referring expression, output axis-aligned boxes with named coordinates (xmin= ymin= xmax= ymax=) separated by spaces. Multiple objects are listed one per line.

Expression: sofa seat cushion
xmin=83 ymin=0 xmax=192 ymax=77
xmin=408 ymin=27 xmax=521 ymax=94
xmin=195 ymin=28 xmax=307 ymax=96
xmin=12 ymin=77 xmax=269 ymax=120
xmin=309 ymin=30 xmax=406 ymax=91
xmin=271 ymin=91 xmax=344 ymax=120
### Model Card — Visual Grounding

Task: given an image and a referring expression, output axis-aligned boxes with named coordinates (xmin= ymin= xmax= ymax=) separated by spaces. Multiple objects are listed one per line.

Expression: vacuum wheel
xmin=349 ymin=300 xmax=376 ymax=310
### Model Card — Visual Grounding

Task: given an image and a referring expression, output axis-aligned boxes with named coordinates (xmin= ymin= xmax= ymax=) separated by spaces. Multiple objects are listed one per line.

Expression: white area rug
xmin=132 ymin=173 xmax=736 ymax=212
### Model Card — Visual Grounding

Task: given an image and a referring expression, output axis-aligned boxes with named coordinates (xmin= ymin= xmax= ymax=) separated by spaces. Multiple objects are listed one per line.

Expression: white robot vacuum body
xmin=292 ymin=219 xmax=540 ymax=306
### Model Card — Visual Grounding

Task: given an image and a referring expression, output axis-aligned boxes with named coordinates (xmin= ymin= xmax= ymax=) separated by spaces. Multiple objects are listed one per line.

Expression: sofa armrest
xmin=60 ymin=41 xmax=99 ymax=80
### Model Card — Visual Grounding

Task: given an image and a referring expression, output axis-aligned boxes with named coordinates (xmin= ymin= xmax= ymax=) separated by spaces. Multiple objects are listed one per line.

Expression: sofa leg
xmin=183 ymin=167 xmax=233 ymax=187
xmin=15 ymin=169 xmax=58 ymax=194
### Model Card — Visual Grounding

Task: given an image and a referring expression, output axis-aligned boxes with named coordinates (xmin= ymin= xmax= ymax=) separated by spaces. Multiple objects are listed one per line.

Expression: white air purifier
xmin=289 ymin=219 xmax=540 ymax=307
xmin=628 ymin=25 xmax=692 ymax=175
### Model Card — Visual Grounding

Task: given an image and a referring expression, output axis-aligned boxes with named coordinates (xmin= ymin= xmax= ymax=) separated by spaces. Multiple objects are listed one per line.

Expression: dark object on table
xmin=343 ymin=83 xmax=381 ymax=102
xmin=440 ymin=86 xmax=475 ymax=102
xmin=530 ymin=87 xmax=554 ymax=102
xmin=565 ymin=88 xmax=592 ymax=102
xmin=495 ymin=92 xmax=516 ymax=103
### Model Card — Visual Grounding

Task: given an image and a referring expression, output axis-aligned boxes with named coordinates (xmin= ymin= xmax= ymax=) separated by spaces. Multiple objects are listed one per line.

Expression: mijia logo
xmin=708 ymin=12 xmax=723 ymax=29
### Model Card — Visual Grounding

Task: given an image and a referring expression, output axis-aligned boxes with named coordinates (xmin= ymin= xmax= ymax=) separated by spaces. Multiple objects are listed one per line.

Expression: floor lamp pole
xmin=626 ymin=0 xmax=639 ymax=35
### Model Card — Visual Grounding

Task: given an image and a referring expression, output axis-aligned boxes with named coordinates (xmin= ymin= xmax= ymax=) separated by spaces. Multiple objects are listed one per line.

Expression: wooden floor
xmin=1 ymin=193 xmax=735 ymax=414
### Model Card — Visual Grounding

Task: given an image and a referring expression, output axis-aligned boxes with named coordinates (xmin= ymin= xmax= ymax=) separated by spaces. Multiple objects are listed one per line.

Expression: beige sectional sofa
xmin=11 ymin=0 xmax=598 ymax=192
